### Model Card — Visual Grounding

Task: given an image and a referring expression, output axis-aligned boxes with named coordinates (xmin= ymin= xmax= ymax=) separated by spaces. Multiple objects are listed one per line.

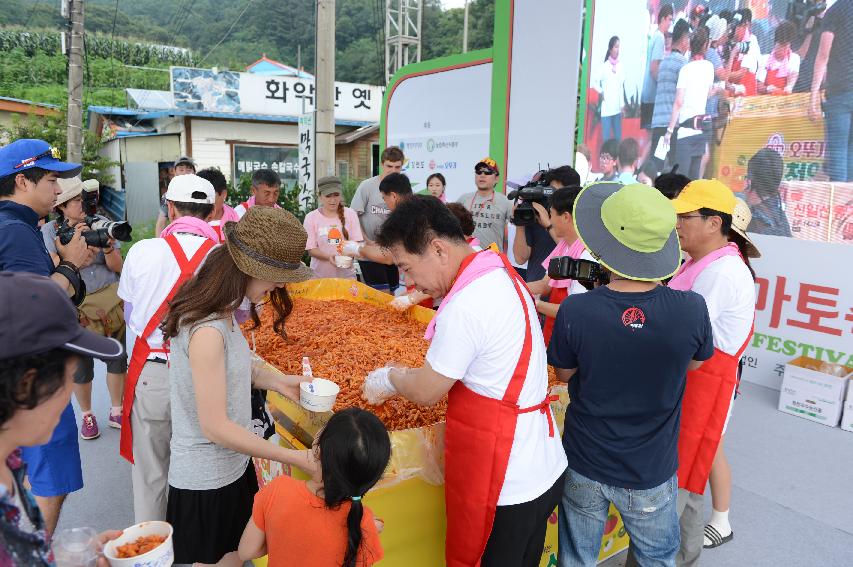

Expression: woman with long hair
xmin=239 ymin=408 xmax=391 ymax=567
xmin=303 ymin=176 xmax=364 ymax=279
xmin=426 ymin=172 xmax=447 ymax=202
xmin=160 ymin=207 xmax=316 ymax=566
xmin=595 ymin=35 xmax=625 ymax=141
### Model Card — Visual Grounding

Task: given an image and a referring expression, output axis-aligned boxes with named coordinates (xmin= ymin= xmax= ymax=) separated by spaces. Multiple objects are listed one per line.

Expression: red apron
xmin=119 ymin=234 xmax=215 ymax=463
xmin=542 ymin=286 xmax=568 ymax=347
xmin=764 ymin=67 xmax=788 ymax=93
xmin=444 ymin=252 xmax=558 ymax=567
xmin=677 ymin=329 xmax=752 ymax=494
xmin=731 ymin=55 xmax=757 ymax=96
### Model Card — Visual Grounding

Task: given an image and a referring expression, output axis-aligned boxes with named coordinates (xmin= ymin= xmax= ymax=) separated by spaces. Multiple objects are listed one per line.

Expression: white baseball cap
xmin=164 ymin=174 xmax=215 ymax=204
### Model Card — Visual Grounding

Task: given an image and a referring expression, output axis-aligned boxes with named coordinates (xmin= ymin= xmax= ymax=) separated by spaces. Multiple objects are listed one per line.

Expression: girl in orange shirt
xmin=238 ymin=408 xmax=392 ymax=567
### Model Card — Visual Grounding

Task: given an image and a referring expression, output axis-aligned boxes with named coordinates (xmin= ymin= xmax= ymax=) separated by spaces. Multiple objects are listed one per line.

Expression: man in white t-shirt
xmin=118 ymin=174 xmax=218 ymax=522
xmin=362 ymin=196 xmax=566 ymax=567
xmin=666 ymin=27 xmax=717 ymax=179
xmin=668 ymin=180 xmax=755 ymax=565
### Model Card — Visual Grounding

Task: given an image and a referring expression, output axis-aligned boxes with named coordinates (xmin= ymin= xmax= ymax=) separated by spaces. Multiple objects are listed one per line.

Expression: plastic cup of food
xmin=300 ymin=378 xmax=340 ymax=413
xmin=334 ymin=255 xmax=354 ymax=269
xmin=103 ymin=521 xmax=174 ymax=567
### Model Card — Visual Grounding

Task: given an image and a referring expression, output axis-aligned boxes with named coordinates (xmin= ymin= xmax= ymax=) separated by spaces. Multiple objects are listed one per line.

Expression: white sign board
xmin=171 ymin=66 xmax=382 ymax=123
xmin=741 ymin=233 xmax=853 ymax=389
xmin=298 ymin=112 xmax=316 ymax=210
xmin=386 ymin=62 xmax=493 ymax=202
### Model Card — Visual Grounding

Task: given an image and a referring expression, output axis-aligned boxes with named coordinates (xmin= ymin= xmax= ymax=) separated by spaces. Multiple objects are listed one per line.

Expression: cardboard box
xmin=840 ymin=380 xmax=853 ymax=433
xmin=778 ymin=356 xmax=853 ymax=428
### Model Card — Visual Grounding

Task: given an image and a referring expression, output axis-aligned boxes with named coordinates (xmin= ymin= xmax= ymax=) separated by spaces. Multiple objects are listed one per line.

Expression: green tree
xmin=0 ymin=106 xmax=118 ymax=186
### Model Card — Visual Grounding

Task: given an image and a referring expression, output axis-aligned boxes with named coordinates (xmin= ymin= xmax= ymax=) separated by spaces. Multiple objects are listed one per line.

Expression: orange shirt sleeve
xmin=252 ymin=477 xmax=279 ymax=532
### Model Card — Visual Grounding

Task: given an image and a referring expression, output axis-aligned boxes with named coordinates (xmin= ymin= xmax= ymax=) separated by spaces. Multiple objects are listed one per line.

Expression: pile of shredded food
xmin=115 ymin=535 xmax=168 ymax=558
xmin=248 ymin=299 xmax=445 ymax=430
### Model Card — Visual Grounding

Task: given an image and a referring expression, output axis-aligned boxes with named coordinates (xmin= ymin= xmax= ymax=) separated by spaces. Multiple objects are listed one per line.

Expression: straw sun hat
xmin=223 ymin=206 xmax=312 ymax=283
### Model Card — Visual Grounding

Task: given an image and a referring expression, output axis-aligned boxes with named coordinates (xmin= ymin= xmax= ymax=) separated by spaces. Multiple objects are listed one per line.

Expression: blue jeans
xmin=558 ymin=467 xmax=679 ymax=567
xmin=601 ymin=113 xmax=622 ymax=142
xmin=824 ymin=91 xmax=853 ymax=181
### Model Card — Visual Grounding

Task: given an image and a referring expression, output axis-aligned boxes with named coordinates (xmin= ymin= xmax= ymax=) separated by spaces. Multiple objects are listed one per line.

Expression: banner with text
xmin=171 ymin=66 xmax=382 ymax=123
xmin=298 ymin=112 xmax=316 ymax=210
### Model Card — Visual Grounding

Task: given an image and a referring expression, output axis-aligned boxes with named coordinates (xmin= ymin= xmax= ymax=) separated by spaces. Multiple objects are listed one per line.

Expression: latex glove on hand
xmin=340 ymin=240 xmax=363 ymax=258
xmin=362 ymin=366 xmax=397 ymax=405
xmin=390 ymin=295 xmax=414 ymax=311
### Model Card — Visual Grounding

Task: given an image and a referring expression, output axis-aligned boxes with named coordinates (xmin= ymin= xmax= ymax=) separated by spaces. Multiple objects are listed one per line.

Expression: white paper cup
xmin=103 ymin=521 xmax=174 ymax=567
xmin=334 ymin=255 xmax=354 ymax=269
xmin=300 ymin=378 xmax=340 ymax=412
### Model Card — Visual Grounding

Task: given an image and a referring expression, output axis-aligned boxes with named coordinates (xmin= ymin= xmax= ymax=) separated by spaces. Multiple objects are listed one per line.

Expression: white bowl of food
xmin=103 ymin=521 xmax=174 ymax=567
xmin=334 ymin=255 xmax=354 ymax=269
xmin=300 ymin=378 xmax=340 ymax=413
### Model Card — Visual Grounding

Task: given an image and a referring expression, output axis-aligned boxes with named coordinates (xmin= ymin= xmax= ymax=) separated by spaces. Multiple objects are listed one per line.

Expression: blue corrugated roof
xmin=87 ymin=105 xmax=372 ymax=128
xmin=0 ymin=96 xmax=59 ymax=109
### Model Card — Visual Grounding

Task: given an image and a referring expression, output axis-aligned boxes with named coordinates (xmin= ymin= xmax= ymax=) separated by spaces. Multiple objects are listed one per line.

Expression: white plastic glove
xmin=362 ymin=366 xmax=397 ymax=405
xmin=390 ymin=294 xmax=414 ymax=312
xmin=341 ymin=240 xmax=363 ymax=258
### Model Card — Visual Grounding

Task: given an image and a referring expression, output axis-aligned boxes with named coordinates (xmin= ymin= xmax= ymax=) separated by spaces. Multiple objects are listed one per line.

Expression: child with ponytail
xmin=238 ymin=407 xmax=391 ymax=567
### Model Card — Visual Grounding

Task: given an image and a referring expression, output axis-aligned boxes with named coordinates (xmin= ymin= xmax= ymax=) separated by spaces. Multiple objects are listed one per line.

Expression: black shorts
xmin=359 ymin=260 xmax=399 ymax=293
xmin=167 ymin=459 xmax=259 ymax=564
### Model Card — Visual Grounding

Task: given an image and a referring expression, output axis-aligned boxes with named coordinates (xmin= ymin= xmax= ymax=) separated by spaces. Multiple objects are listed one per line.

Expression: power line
xmin=199 ymin=0 xmax=255 ymax=65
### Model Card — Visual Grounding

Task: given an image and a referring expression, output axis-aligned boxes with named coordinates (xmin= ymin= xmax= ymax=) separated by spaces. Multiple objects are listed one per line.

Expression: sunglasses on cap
xmin=14 ymin=146 xmax=62 ymax=170
xmin=475 ymin=168 xmax=497 ymax=175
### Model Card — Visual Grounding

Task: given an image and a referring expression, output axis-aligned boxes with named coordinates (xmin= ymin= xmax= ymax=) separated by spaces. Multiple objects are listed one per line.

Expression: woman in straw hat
xmin=160 ymin=207 xmax=316 ymax=566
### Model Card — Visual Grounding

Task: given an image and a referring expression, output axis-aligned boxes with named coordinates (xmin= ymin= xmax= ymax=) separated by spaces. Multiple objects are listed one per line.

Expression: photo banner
xmin=579 ymin=0 xmax=852 ymax=387
xmin=171 ymin=66 xmax=383 ymax=123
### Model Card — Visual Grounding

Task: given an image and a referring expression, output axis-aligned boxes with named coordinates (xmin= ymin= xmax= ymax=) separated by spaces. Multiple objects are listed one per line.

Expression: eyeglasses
xmin=475 ymin=168 xmax=496 ymax=176
xmin=14 ymin=146 xmax=61 ymax=170
xmin=599 ymin=155 xmax=614 ymax=162
xmin=676 ymin=214 xmax=706 ymax=224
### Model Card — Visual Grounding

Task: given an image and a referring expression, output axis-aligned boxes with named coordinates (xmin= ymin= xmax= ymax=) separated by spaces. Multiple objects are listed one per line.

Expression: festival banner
xmin=579 ymin=0 xmax=852 ymax=389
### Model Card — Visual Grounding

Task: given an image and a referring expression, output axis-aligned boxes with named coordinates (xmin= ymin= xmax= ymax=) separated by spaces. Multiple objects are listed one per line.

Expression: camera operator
xmin=725 ymin=9 xmax=762 ymax=96
xmin=0 ymin=138 xmax=90 ymax=533
xmin=525 ymin=187 xmax=594 ymax=346
xmin=548 ymin=182 xmax=714 ymax=567
xmin=42 ymin=177 xmax=127 ymax=441
xmin=512 ymin=165 xmax=579 ymax=282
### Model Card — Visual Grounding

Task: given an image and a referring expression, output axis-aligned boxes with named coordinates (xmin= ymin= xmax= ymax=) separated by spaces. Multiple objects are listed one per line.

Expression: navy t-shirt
xmin=823 ymin=0 xmax=853 ymax=97
xmin=0 ymin=201 xmax=54 ymax=276
xmin=524 ymin=224 xmax=557 ymax=282
xmin=548 ymin=285 xmax=714 ymax=490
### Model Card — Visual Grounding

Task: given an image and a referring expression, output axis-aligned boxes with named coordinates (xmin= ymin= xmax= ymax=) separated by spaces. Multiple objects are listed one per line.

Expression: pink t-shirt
xmin=303 ymin=207 xmax=363 ymax=279
xmin=542 ymin=238 xmax=587 ymax=289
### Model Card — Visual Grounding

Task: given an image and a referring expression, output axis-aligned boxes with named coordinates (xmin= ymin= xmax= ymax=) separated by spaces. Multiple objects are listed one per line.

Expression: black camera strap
xmin=55 ymin=261 xmax=87 ymax=306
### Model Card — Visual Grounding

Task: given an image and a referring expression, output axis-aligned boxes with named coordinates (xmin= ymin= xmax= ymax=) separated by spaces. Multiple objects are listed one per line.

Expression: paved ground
xmin=61 ymin=365 xmax=853 ymax=566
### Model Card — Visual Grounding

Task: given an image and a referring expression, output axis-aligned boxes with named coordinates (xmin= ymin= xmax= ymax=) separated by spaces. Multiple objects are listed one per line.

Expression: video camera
xmin=57 ymin=181 xmax=132 ymax=248
xmin=547 ymin=256 xmax=609 ymax=289
xmin=507 ymin=170 xmax=554 ymax=226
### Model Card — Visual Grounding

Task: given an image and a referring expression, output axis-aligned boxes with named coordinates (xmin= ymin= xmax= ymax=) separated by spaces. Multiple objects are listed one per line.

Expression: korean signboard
xmin=298 ymin=112 xmax=316 ymax=210
xmin=232 ymin=145 xmax=298 ymax=188
xmin=171 ymin=66 xmax=382 ymax=123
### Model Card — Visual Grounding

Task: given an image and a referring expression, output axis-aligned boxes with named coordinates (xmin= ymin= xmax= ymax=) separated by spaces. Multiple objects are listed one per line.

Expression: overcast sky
xmin=441 ymin=0 xmax=468 ymax=9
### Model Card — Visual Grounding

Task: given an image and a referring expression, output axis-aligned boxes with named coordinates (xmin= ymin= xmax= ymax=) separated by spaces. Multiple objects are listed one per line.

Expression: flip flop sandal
xmin=703 ymin=524 xmax=734 ymax=549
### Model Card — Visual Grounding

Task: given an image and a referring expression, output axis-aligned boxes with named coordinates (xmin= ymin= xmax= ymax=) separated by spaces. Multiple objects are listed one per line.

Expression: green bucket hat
xmin=573 ymin=182 xmax=682 ymax=281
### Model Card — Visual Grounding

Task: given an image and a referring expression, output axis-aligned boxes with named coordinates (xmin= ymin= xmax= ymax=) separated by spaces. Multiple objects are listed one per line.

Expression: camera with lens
xmin=723 ymin=12 xmax=752 ymax=59
xmin=547 ymin=256 xmax=609 ymax=289
xmin=507 ymin=170 xmax=554 ymax=226
xmin=56 ymin=181 xmax=132 ymax=248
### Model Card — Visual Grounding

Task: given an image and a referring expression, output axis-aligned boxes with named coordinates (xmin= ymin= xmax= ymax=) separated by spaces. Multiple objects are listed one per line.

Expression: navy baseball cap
xmin=0 ymin=272 xmax=124 ymax=360
xmin=0 ymin=139 xmax=82 ymax=179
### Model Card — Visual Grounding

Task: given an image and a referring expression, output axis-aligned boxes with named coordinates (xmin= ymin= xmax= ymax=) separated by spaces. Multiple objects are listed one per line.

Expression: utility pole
xmin=463 ymin=0 xmax=469 ymax=53
xmin=315 ymin=0 xmax=335 ymax=178
xmin=66 ymin=0 xmax=85 ymax=163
